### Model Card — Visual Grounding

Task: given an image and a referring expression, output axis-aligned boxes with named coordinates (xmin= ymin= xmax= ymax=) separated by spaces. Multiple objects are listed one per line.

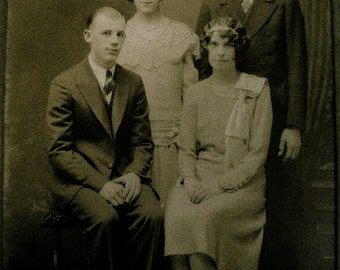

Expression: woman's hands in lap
xmin=183 ymin=178 xmax=224 ymax=204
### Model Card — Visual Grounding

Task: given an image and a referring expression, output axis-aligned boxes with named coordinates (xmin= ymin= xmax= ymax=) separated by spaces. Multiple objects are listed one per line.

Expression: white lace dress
xmin=117 ymin=16 xmax=200 ymax=202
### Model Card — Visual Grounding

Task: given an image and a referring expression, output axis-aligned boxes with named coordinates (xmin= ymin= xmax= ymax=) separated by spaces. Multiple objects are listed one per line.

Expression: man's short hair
xmin=86 ymin=7 xmax=125 ymax=28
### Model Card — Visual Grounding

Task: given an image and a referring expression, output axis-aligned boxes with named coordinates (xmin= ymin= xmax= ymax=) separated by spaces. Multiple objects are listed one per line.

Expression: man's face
xmin=84 ymin=13 xmax=126 ymax=69
xmin=134 ymin=0 xmax=161 ymax=15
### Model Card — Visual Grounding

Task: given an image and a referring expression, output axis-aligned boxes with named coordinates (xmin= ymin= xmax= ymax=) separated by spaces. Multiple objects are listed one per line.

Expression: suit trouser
xmin=66 ymin=184 xmax=164 ymax=270
xmin=260 ymin=110 xmax=302 ymax=270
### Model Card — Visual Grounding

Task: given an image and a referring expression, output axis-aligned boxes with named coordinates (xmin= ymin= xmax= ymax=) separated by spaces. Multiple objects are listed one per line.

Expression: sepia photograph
xmin=0 ymin=0 xmax=338 ymax=269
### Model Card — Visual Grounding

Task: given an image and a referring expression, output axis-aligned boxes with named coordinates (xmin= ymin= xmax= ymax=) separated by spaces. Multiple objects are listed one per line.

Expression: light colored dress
xmin=117 ymin=16 xmax=200 ymax=202
xmin=164 ymin=73 xmax=273 ymax=269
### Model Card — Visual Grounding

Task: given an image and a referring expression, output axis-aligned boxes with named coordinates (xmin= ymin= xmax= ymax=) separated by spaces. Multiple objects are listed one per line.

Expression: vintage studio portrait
xmin=0 ymin=0 xmax=337 ymax=269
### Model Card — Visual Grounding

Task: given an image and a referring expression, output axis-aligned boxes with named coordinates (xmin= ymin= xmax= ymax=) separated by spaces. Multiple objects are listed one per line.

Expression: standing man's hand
xmin=99 ymin=181 xmax=125 ymax=207
xmin=278 ymin=127 xmax=302 ymax=161
xmin=116 ymin=172 xmax=141 ymax=204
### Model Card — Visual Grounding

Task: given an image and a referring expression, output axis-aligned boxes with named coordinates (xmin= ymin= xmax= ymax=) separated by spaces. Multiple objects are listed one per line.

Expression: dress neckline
xmin=127 ymin=16 xmax=170 ymax=40
xmin=206 ymin=78 xmax=239 ymax=98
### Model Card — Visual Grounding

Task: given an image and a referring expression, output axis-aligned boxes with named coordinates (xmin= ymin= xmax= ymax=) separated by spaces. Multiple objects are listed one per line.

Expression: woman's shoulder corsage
xmin=235 ymin=73 xmax=267 ymax=99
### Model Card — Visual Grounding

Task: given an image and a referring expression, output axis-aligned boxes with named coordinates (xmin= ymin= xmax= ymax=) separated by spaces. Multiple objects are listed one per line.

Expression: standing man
xmin=195 ymin=0 xmax=307 ymax=269
xmin=46 ymin=7 xmax=163 ymax=270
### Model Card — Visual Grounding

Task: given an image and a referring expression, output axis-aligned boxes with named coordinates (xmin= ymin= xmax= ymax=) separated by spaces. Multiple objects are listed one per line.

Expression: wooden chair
xmin=41 ymin=210 xmax=85 ymax=270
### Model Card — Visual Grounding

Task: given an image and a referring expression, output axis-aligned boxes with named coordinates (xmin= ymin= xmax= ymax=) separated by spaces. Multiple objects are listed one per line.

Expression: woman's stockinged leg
xmin=189 ymin=253 xmax=216 ymax=270
xmin=170 ymin=255 xmax=190 ymax=270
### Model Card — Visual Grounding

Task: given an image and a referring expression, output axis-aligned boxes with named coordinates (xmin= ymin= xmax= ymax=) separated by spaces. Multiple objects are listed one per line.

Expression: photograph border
xmin=0 ymin=0 xmax=338 ymax=269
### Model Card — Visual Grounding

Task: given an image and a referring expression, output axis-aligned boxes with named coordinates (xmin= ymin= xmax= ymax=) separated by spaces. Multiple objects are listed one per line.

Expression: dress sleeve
xmin=178 ymin=87 xmax=198 ymax=180
xmin=183 ymin=51 xmax=199 ymax=98
xmin=219 ymin=82 xmax=273 ymax=191
xmin=182 ymin=27 xmax=200 ymax=98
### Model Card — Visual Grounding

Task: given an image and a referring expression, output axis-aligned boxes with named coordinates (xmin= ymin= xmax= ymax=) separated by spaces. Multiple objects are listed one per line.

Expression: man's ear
xmin=83 ymin=29 xmax=91 ymax=43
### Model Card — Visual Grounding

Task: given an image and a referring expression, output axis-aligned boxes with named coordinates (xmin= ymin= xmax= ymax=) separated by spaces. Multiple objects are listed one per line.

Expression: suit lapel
xmin=76 ymin=59 xmax=114 ymax=140
xmin=244 ymin=0 xmax=278 ymax=38
xmin=111 ymin=64 xmax=129 ymax=137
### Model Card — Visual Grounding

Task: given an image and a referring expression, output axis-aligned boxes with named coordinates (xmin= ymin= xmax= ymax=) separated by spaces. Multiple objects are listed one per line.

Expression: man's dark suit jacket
xmin=196 ymin=0 xmax=307 ymax=131
xmin=47 ymin=59 xmax=154 ymax=207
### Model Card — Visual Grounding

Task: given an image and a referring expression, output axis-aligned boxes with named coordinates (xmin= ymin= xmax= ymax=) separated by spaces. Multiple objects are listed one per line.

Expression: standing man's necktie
xmin=240 ymin=0 xmax=252 ymax=13
xmin=104 ymin=70 xmax=115 ymax=104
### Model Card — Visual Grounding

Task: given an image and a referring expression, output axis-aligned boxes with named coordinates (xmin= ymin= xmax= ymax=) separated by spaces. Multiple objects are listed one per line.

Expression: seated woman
xmin=164 ymin=17 xmax=273 ymax=270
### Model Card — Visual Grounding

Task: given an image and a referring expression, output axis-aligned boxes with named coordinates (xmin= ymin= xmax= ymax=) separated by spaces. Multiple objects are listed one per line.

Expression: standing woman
xmin=165 ymin=17 xmax=272 ymax=269
xmin=117 ymin=0 xmax=200 ymax=203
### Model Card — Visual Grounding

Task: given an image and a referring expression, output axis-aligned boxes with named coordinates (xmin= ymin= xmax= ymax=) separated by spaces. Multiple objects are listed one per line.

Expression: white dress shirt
xmin=88 ymin=55 xmax=115 ymax=104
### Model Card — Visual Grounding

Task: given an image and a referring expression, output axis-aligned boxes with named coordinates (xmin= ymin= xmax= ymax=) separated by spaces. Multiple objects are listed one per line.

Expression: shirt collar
xmin=88 ymin=55 xmax=116 ymax=89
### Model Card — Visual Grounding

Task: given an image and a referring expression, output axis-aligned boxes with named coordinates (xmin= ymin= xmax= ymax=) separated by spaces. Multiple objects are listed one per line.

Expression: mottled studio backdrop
xmin=2 ymin=0 xmax=336 ymax=269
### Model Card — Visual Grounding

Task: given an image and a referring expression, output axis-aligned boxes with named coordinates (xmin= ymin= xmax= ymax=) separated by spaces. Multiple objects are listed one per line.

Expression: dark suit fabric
xmin=66 ymin=184 xmax=164 ymax=270
xmin=196 ymin=1 xmax=307 ymax=269
xmin=46 ymin=59 xmax=163 ymax=270
xmin=47 ymin=59 xmax=154 ymax=206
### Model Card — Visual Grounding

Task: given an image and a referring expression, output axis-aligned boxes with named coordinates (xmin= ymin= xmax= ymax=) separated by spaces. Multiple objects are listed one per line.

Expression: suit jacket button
xmin=260 ymin=59 xmax=266 ymax=66
xmin=266 ymin=32 xmax=270 ymax=37
xmin=107 ymin=163 xmax=114 ymax=169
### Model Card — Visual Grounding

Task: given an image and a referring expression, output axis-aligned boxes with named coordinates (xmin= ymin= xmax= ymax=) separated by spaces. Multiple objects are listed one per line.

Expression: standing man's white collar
xmin=240 ymin=0 xmax=254 ymax=13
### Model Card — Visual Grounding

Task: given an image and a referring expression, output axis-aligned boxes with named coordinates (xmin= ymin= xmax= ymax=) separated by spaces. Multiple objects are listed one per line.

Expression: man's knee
xmin=137 ymin=185 xmax=164 ymax=222
xmin=90 ymin=206 xmax=120 ymax=228
xmin=139 ymin=204 xmax=164 ymax=227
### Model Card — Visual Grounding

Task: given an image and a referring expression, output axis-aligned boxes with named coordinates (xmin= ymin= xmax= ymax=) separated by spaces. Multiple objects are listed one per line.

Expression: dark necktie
xmin=104 ymin=70 xmax=115 ymax=96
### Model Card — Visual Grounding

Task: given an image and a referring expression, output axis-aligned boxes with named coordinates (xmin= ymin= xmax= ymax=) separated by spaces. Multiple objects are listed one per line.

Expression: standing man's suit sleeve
xmin=284 ymin=0 xmax=307 ymax=129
